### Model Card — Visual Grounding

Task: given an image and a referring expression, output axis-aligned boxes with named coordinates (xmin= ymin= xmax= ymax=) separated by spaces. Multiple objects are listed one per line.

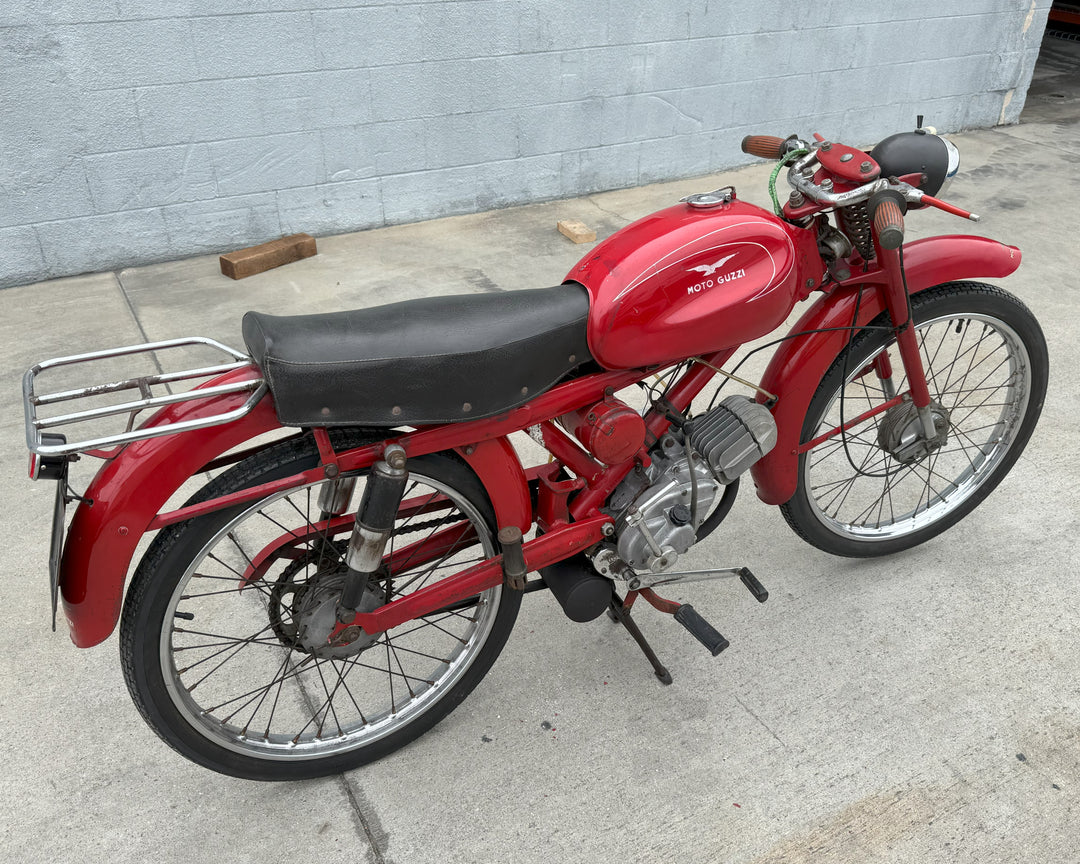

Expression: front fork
xmin=874 ymin=226 xmax=938 ymax=440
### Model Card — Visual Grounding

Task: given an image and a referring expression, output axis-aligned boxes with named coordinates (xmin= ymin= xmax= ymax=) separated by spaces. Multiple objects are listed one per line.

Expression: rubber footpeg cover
xmin=739 ymin=567 xmax=769 ymax=603
xmin=673 ymin=604 xmax=730 ymax=656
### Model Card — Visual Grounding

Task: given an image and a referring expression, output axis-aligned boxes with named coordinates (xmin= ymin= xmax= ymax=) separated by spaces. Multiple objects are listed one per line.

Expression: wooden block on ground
xmin=220 ymin=233 xmax=317 ymax=280
xmin=557 ymin=220 xmax=596 ymax=244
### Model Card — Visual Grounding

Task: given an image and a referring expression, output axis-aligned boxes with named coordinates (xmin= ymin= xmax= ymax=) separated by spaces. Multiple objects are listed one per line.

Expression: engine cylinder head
xmin=688 ymin=396 xmax=777 ymax=484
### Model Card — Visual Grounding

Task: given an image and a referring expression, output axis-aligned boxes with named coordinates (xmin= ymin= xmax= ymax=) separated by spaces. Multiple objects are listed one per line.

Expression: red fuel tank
xmin=567 ymin=196 xmax=821 ymax=369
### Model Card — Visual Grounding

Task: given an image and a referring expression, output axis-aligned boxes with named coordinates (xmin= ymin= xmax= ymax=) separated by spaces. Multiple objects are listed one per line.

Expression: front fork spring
xmin=838 ymin=202 xmax=873 ymax=260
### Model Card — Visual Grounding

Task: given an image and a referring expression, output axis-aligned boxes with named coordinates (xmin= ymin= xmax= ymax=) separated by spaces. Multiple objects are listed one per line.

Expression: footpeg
xmin=738 ymin=567 xmax=769 ymax=603
xmin=673 ymin=604 xmax=730 ymax=656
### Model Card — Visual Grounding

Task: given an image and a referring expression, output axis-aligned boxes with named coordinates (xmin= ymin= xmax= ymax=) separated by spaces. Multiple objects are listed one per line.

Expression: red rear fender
xmin=59 ymin=368 xmax=533 ymax=648
xmin=749 ymin=235 xmax=1021 ymax=506
xmin=60 ymin=369 xmax=283 ymax=647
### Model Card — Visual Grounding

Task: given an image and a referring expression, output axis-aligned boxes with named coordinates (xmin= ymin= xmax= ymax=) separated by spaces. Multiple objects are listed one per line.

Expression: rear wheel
xmin=780 ymin=282 xmax=1048 ymax=557
xmin=120 ymin=431 xmax=521 ymax=780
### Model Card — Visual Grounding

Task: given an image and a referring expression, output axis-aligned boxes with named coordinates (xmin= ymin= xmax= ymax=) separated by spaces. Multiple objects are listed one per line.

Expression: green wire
xmin=768 ymin=148 xmax=810 ymax=216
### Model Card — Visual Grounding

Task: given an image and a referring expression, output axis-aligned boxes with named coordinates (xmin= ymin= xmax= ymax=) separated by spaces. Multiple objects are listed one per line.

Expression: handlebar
xmin=741 ymin=135 xmax=787 ymax=160
xmin=781 ymin=147 xmax=980 ymax=221
xmin=786 ymin=149 xmax=888 ymax=207
xmin=746 ymin=132 xmax=981 ymax=228
xmin=869 ymin=190 xmax=907 ymax=250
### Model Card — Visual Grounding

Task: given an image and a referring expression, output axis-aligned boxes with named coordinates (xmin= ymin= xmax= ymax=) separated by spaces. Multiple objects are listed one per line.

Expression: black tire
xmin=780 ymin=282 xmax=1048 ymax=557
xmin=120 ymin=430 xmax=522 ymax=780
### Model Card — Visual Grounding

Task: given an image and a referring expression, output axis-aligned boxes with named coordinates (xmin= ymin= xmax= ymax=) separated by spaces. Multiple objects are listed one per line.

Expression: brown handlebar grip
xmin=741 ymin=135 xmax=786 ymax=159
xmin=872 ymin=197 xmax=905 ymax=250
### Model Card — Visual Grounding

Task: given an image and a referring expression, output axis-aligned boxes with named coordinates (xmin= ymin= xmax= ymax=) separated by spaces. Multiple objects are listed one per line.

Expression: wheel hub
xmin=295 ymin=572 xmax=387 ymax=659
xmin=269 ymin=545 xmax=387 ymax=659
xmin=877 ymin=398 xmax=950 ymax=465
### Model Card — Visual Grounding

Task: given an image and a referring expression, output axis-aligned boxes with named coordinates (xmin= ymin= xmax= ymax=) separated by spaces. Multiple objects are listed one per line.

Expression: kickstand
xmin=608 ymin=592 xmax=673 ymax=685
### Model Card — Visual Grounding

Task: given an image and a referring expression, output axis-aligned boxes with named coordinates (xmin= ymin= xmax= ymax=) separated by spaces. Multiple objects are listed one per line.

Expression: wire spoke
xmin=328 ymin=657 xmax=369 ymax=725
xmin=237 ymin=651 xmax=292 ymax=734
xmin=817 ymin=442 xmax=888 ymax=518
xmin=175 ymin=622 xmax=279 ymax=680
xmin=173 ymin=636 xmax=285 ymax=651
xmin=200 ymin=654 xmax=317 ymax=715
xmin=388 ymin=609 xmax=477 ymax=640
xmin=380 ymin=641 xmax=453 ymax=663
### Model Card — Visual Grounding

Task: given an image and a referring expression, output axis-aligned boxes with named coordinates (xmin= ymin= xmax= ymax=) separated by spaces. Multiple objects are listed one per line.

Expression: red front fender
xmin=749 ymin=235 xmax=1021 ymax=506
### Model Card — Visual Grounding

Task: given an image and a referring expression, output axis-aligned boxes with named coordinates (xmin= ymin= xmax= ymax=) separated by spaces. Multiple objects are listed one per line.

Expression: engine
xmin=607 ymin=396 xmax=777 ymax=573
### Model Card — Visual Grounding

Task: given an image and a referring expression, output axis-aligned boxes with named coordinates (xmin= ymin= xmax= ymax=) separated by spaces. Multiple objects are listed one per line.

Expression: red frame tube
xmin=328 ymin=514 xmax=612 ymax=639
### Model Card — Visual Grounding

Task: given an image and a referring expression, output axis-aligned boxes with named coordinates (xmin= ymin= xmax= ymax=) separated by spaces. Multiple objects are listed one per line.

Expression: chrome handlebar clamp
xmin=786 ymin=150 xmax=891 ymax=207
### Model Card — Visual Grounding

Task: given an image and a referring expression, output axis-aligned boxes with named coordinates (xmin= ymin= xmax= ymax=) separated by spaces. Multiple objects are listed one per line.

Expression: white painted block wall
xmin=0 ymin=0 xmax=1050 ymax=287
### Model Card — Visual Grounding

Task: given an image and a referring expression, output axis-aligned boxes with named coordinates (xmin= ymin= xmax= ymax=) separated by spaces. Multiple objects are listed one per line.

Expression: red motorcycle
xmin=23 ymin=125 xmax=1047 ymax=780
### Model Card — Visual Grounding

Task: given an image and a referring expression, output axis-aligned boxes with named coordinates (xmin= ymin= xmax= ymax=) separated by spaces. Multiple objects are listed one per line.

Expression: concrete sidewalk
xmin=2 ymin=39 xmax=1079 ymax=864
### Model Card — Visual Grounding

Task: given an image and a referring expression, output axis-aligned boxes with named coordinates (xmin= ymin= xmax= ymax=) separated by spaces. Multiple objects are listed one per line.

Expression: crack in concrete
xmin=734 ymin=694 xmax=786 ymax=747
xmin=114 ymin=270 xmax=166 ymax=378
xmin=338 ymin=774 xmax=391 ymax=864
xmin=285 ymin=667 xmax=391 ymax=863
xmin=586 ymin=196 xmax=632 ymax=224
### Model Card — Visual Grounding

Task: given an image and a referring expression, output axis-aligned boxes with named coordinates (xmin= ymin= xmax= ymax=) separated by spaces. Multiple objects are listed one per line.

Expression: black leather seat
xmin=242 ymin=284 xmax=593 ymax=426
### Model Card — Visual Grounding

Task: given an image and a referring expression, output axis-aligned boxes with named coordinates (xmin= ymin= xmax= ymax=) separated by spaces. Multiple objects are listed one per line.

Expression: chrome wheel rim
xmin=160 ymin=471 xmax=500 ymax=761
xmin=803 ymin=312 xmax=1032 ymax=541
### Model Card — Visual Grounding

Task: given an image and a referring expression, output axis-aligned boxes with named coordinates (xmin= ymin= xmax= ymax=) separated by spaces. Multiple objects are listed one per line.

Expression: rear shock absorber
xmin=338 ymin=444 xmax=409 ymax=618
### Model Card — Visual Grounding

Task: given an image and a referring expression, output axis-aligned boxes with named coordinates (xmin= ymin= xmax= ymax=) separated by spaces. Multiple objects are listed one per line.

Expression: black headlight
xmin=869 ymin=131 xmax=960 ymax=199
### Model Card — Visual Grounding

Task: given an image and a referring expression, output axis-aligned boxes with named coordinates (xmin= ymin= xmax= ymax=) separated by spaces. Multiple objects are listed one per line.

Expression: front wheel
xmin=120 ymin=431 xmax=521 ymax=780
xmin=781 ymin=282 xmax=1048 ymax=557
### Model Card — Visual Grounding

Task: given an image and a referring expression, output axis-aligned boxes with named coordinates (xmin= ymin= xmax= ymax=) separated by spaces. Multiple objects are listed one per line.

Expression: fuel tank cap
xmin=680 ymin=185 xmax=736 ymax=208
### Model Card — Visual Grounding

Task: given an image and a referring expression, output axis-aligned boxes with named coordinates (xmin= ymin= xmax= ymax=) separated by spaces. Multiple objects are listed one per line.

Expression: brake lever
xmin=885 ymin=179 xmax=981 ymax=222
xmin=906 ymin=189 xmax=981 ymax=222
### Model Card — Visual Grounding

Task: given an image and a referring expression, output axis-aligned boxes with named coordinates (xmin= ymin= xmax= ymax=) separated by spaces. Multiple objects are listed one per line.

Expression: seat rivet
xmin=391 ymin=406 xmax=402 ymax=416
xmin=568 ymin=354 xmax=577 ymax=363
xmin=463 ymin=402 xmax=472 ymax=413
xmin=521 ymin=386 xmax=529 ymax=395
xmin=320 ymin=407 xmax=330 ymax=416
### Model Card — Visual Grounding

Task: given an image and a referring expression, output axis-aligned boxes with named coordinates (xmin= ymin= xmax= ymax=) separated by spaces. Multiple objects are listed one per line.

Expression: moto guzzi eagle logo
xmin=688 ymin=254 xmax=737 ymax=277
xmin=686 ymin=253 xmax=746 ymax=294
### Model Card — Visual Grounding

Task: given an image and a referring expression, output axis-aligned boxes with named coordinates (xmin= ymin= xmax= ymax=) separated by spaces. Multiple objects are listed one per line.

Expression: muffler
xmin=541 ymin=554 xmax=613 ymax=622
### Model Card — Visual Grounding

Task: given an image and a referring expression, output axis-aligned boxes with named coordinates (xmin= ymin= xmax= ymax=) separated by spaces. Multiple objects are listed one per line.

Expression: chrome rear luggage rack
xmin=24 ymin=337 xmax=266 ymax=458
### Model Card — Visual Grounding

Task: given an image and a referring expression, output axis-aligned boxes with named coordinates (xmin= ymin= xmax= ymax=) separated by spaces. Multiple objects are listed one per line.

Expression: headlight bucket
xmin=869 ymin=131 xmax=959 ymax=201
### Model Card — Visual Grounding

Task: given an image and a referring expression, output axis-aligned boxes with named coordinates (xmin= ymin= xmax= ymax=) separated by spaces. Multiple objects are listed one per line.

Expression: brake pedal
xmin=673 ymin=604 xmax=730 ymax=656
